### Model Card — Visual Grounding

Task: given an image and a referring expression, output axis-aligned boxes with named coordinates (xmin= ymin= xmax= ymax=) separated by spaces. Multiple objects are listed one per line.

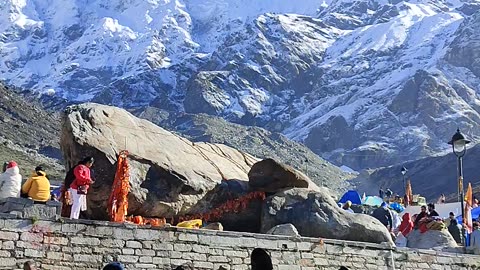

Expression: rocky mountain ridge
xmin=2 ymin=0 xmax=480 ymax=171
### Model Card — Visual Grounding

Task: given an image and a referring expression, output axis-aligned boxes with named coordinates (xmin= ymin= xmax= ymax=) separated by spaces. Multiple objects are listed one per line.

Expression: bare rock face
xmin=248 ymin=159 xmax=319 ymax=193
xmin=60 ymin=103 xmax=259 ymax=220
xmin=266 ymin=223 xmax=300 ymax=237
xmin=261 ymin=188 xmax=393 ymax=244
xmin=203 ymin=222 xmax=224 ymax=231
xmin=407 ymin=229 xmax=458 ymax=249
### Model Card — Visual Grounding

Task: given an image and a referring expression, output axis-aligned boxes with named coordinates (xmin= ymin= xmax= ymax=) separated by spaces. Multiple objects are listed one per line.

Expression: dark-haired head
xmin=103 ymin=262 xmax=124 ymax=270
xmin=35 ymin=166 xmax=45 ymax=176
xmin=81 ymin=157 xmax=94 ymax=168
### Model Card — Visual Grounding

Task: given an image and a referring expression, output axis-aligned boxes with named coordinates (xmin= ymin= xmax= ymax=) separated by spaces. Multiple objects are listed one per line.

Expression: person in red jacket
xmin=69 ymin=157 xmax=94 ymax=219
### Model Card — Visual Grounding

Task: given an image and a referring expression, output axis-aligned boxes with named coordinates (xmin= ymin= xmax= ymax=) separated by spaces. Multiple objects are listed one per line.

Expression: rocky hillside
xmin=135 ymin=107 xmax=353 ymax=192
xmin=0 ymin=81 xmax=352 ymax=192
xmin=0 ymin=83 xmax=64 ymax=181
xmin=2 ymin=0 xmax=480 ymax=171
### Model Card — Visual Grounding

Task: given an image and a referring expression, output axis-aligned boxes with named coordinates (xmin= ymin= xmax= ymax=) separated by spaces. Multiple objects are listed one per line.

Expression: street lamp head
xmin=401 ymin=166 xmax=407 ymax=175
xmin=448 ymin=128 xmax=470 ymax=157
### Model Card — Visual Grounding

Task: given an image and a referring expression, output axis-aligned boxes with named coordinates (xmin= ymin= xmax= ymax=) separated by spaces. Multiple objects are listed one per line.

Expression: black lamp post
xmin=401 ymin=166 xmax=407 ymax=192
xmin=448 ymin=128 xmax=470 ymax=247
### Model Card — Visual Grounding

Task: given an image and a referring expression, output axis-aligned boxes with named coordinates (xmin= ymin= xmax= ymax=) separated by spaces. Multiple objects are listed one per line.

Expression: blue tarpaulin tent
xmin=338 ymin=190 xmax=362 ymax=205
xmin=363 ymin=196 xmax=384 ymax=207
xmin=457 ymin=206 xmax=480 ymax=224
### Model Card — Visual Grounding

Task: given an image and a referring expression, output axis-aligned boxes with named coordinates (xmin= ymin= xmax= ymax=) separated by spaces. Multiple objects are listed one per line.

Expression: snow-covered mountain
xmin=2 ymin=0 xmax=480 ymax=170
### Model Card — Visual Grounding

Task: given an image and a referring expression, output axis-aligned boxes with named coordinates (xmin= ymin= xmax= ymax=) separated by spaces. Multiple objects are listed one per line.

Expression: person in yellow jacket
xmin=21 ymin=166 xmax=51 ymax=202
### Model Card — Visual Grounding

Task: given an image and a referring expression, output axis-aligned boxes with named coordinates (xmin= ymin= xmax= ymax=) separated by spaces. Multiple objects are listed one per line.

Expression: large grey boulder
xmin=407 ymin=229 xmax=458 ymax=249
xmin=248 ymin=159 xmax=319 ymax=193
xmin=266 ymin=223 xmax=300 ymax=237
xmin=261 ymin=188 xmax=393 ymax=244
xmin=60 ymin=103 xmax=259 ymax=220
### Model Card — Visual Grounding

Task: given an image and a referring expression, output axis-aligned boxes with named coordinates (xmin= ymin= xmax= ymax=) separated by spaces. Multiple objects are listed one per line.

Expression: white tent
xmin=403 ymin=202 xmax=462 ymax=218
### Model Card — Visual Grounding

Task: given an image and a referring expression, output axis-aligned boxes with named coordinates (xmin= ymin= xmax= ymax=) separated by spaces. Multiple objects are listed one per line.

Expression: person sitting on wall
xmin=428 ymin=203 xmax=439 ymax=217
xmin=21 ymin=166 xmax=51 ymax=203
xmin=0 ymin=161 xmax=22 ymax=200
xmin=342 ymin=200 xmax=355 ymax=213
xmin=414 ymin=205 xmax=428 ymax=228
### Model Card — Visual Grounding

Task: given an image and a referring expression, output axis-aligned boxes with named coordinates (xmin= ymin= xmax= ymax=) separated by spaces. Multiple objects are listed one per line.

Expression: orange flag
xmin=464 ymin=183 xmax=473 ymax=234
xmin=465 ymin=183 xmax=473 ymax=206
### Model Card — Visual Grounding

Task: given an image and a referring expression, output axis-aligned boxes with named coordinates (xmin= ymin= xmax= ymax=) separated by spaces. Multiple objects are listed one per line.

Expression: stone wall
xmin=0 ymin=215 xmax=479 ymax=270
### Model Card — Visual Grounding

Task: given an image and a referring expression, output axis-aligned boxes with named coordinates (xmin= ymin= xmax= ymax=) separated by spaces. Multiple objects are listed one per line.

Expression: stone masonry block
xmin=1 ymin=241 xmax=14 ymax=249
xmin=74 ymin=254 xmax=102 ymax=263
xmin=223 ymin=250 xmax=248 ymax=258
xmin=71 ymin=236 xmax=101 ymax=245
xmin=113 ymin=228 xmax=134 ymax=240
xmin=61 ymin=223 xmax=87 ymax=234
xmin=44 ymin=236 xmax=69 ymax=245
xmin=178 ymin=233 xmax=198 ymax=242
xmin=193 ymin=261 xmax=214 ymax=269
xmin=24 ymin=248 xmax=45 ymax=258
xmin=208 ymin=256 xmax=229 ymax=263
xmin=0 ymin=257 xmax=15 ymax=267
xmin=122 ymin=248 xmax=135 ymax=255
xmin=151 ymin=243 xmax=173 ymax=251
xmin=135 ymin=263 xmax=156 ymax=269
xmin=152 ymin=257 xmax=171 ymax=265
xmin=192 ymin=244 xmax=210 ymax=254
xmin=139 ymin=256 xmax=153 ymax=263
xmin=182 ymin=253 xmax=207 ymax=261
xmin=84 ymin=226 xmax=114 ymax=237
xmin=170 ymin=259 xmax=191 ymax=266
xmin=20 ymin=232 xmax=43 ymax=242
xmin=101 ymin=239 xmax=125 ymax=248
xmin=126 ymin=241 xmax=142 ymax=248
xmin=117 ymin=255 xmax=139 ymax=263
xmin=135 ymin=249 xmax=155 ymax=256
xmin=0 ymin=231 xmax=19 ymax=241
xmin=174 ymin=243 xmax=192 ymax=252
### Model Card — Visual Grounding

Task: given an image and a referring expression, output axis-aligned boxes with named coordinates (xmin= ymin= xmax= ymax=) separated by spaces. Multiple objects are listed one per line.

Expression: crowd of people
xmin=0 ymin=157 xmax=95 ymax=221
xmin=338 ymin=199 xmax=480 ymax=251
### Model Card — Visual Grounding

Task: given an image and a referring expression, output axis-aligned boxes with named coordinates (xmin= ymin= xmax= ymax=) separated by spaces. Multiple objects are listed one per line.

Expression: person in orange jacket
xmin=69 ymin=157 xmax=94 ymax=219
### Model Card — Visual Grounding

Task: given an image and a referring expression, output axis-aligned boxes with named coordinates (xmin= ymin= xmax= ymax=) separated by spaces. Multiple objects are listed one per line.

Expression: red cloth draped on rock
xmin=108 ymin=150 xmax=130 ymax=222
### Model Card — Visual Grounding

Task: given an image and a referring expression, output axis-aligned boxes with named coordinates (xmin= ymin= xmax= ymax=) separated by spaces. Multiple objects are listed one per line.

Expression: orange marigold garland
xmin=175 ymin=191 xmax=266 ymax=224
xmin=108 ymin=150 xmax=131 ymax=222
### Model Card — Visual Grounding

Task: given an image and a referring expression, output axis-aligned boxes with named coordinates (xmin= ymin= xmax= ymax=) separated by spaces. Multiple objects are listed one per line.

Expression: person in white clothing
xmin=0 ymin=161 xmax=22 ymax=200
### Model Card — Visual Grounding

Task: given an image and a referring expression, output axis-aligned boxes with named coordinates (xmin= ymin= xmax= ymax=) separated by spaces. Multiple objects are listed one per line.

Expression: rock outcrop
xmin=261 ymin=188 xmax=393 ymax=244
xmin=407 ymin=229 xmax=458 ymax=249
xmin=248 ymin=159 xmax=319 ymax=193
xmin=266 ymin=223 xmax=300 ymax=237
xmin=60 ymin=103 xmax=259 ymax=220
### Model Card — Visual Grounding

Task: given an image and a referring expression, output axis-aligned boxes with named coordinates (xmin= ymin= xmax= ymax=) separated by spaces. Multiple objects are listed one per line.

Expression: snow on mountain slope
xmin=1 ymin=0 xmax=480 ymax=170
